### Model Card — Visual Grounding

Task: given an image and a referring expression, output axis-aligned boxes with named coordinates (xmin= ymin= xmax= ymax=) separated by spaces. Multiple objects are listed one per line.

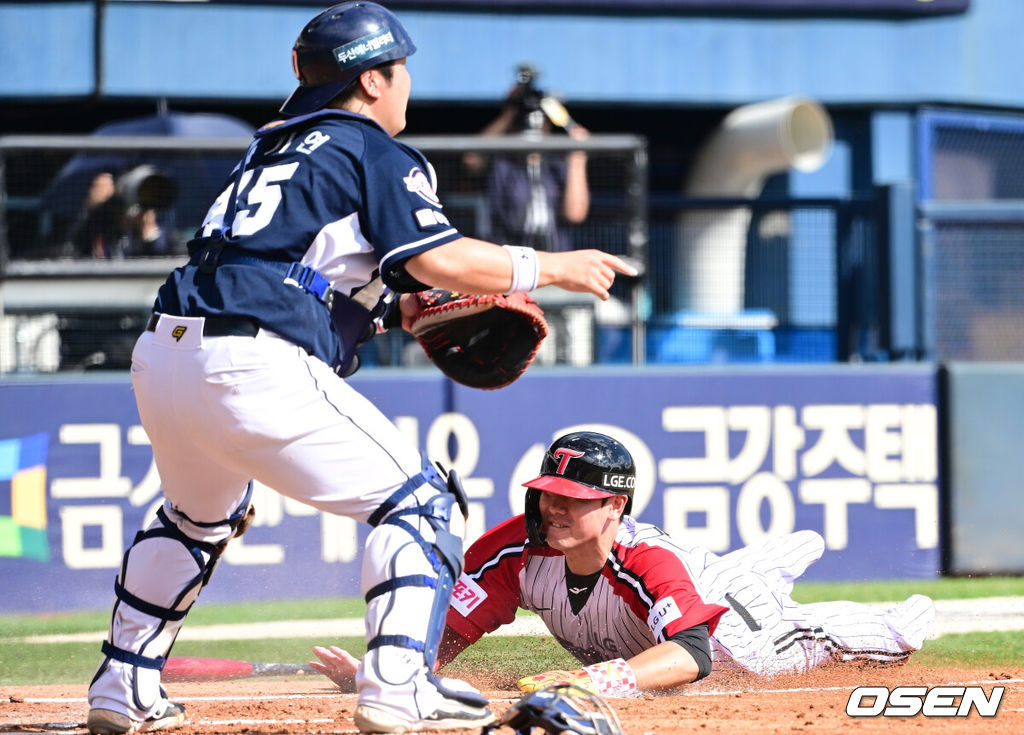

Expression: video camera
xmin=512 ymin=63 xmax=547 ymax=130
xmin=510 ymin=63 xmax=576 ymax=133
xmin=115 ymin=164 xmax=178 ymax=213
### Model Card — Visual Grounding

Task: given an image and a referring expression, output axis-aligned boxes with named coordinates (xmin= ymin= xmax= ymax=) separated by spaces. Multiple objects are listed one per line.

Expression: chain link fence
xmin=0 ymin=133 xmax=648 ymax=373
xmin=918 ymin=109 xmax=1024 ymax=361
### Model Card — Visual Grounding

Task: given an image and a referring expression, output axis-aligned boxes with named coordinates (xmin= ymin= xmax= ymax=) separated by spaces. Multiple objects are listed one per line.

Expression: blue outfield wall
xmin=1 ymin=0 xmax=1022 ymax=108
xmin=0 ymin=366 xmax=939 ymax=613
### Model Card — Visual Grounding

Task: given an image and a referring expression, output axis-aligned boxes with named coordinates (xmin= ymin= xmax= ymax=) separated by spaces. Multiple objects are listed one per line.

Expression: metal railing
xmin=0 ymin=132 xmax=650 ymax=372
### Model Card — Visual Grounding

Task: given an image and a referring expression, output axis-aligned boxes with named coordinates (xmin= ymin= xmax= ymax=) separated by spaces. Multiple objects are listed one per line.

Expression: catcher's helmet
xmin=280 ymin=1 xmax=417 ymax=117
xmin=523 ymin=431 xmax=635 ymax=545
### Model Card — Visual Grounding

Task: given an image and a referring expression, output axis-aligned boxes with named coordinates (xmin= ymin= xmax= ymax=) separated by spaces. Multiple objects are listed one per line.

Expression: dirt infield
xmin=2 ymin=664 xmax=1021 ymax=734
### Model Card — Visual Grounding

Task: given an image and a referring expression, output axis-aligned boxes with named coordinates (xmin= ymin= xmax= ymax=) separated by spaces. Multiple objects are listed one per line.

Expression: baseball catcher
xmin=406 ymin=289 xmax=548 ymax=389
xmin=85 ymin=0 xmax=635 ymax=733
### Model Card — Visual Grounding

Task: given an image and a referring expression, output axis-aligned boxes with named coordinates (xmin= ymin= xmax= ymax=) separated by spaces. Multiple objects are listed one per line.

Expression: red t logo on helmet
xmin=552 ymin=447 xmax=585 ymax=474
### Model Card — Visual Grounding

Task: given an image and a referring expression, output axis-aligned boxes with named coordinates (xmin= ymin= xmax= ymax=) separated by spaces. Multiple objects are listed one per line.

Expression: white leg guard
xmin=88 ymin=491 xmax=251 ymax=723
xmin=355 ymin=464 xmax=491 ymax=731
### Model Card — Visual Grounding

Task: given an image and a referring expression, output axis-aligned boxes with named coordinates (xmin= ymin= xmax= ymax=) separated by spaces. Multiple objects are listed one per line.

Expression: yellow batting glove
xmin=517 ymin=669 xmax=595 ymax=694
xmin=518 ymin=659 xmax=639 ymax=698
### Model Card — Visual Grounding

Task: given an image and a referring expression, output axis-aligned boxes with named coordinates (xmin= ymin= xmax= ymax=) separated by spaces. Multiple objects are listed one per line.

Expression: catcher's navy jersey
xmin=446 ymin=515 xmax=728 ymax=665
xmin=153 ymin=110 xmax=460 ymax=366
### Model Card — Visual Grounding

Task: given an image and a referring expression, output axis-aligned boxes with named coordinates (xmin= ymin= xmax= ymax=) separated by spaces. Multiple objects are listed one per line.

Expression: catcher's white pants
xmin=90 ymin=317 xmax=477 ymax=722
xmin=131 ymin=320 xmax=419 ymax=523
xmin=701 ymin=531 xmax=935 ymax=675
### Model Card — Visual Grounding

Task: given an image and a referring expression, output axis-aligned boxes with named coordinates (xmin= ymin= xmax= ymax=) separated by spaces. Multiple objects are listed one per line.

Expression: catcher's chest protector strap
xmin=330 ymin=277 xmax=391 ymax=377
xmin=188 ymin=241 xmax=390 ymax=378
xmin=189 ymin=244 xmax=334 ymax=307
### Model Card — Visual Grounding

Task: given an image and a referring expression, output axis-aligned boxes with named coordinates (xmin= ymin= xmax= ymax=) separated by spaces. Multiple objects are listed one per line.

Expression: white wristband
xmin=582 ymin=658 xmax=638 ymax=698
xmin=502 ymin=245 xmax=539 ymax=293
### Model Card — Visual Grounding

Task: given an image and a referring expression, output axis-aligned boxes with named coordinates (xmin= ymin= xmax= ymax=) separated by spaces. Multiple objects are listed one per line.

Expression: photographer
xmin=466 ymin=64 xmax=590 ymax=252
xmin=67 ymin=166 xmax=181 ymax=258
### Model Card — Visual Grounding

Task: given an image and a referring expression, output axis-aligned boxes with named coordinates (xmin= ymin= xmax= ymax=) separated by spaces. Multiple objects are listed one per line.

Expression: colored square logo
xmin=0 ymin=432 xmax=50 ymax=561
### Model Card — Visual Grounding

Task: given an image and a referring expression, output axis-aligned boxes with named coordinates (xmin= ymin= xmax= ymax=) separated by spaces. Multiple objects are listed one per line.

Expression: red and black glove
xmin=409 ymin=289 xmax=548 ymax=390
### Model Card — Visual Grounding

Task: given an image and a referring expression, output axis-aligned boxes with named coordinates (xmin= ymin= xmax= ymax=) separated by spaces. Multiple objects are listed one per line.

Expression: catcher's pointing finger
xmin=538 ymin=249 xmax=639 ymax=301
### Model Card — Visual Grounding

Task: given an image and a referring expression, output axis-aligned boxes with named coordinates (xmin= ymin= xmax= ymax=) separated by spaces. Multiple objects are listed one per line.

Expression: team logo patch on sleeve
xmin=648 ymin=596 xmax=683 ymax=640
xmin=450 ymin=573 xmax=488 ymax=616
xmin=404 ymin=167 xmax=442 ymax=206
xmin=414 ymin=208 xmax=451 ymax=229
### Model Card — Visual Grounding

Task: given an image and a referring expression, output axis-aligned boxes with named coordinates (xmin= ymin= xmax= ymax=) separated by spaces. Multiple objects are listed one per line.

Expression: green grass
xmin=912 ymin=631 xmax=1024 ymax=669
xmin=0 ymin=598 xmax=369 ymax=639
xmin=2 ymin=577 xmax=1020 ymax=686
xmin=790 ymin=575 xmax=1024 ymax=604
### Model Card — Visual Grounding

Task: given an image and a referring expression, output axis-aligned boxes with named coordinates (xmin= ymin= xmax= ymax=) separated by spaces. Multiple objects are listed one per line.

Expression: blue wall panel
xmin=0 ymin=2 xmax=96 ymax=98
xmin=0 ymin=366 xmax=940 ymax=613
xmin=944 ymin=363 xmax=1024 ymax=575
xmin=2 ymin=0 xmax=1024 ymax=108
xmin=101 ymin=4 xmax=304 ymax=100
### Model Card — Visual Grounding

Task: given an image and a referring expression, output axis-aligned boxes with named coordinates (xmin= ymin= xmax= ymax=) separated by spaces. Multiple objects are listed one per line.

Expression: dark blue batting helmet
xmin=280 ymin=2 xmax=417 ymax=117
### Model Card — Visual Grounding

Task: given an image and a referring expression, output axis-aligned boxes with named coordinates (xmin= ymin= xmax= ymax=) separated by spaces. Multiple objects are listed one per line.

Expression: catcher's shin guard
xmin=88 ymin=487 xmax=253 ymax=722
xmin=358 ymin=460 xmax=489 ymax=722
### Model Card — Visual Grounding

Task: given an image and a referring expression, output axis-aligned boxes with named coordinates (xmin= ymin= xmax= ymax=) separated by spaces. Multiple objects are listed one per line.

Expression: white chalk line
xmin=676 ymin=677 xmax=1024 ymax=698
xmin=200 ymin=718 xmax=335 ymax=725
xmin=12 ymin=596 xmax=1024 ymax=645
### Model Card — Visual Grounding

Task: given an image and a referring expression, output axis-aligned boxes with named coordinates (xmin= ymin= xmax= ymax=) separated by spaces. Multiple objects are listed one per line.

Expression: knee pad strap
xmin=168 ymin=481 xmax=254 ymax=531
xmin=364 ymin=574 xmax=438 ymax=603
xmin=113 ymin=578 xmax=194 ymax=622
xmin=367 ymin=634 xmax=424 ymax=654
xmin=367 ymin=459 xmax=444 ymax=528
xmin=100 ymin=640 xmax=165 ymax=671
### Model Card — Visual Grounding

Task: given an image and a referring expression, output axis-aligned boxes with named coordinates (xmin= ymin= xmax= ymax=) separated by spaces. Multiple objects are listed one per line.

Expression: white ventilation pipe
xmin=674 ymin=97 xmax=834 ymax=314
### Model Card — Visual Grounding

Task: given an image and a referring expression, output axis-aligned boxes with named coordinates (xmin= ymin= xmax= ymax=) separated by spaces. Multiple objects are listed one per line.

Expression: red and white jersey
xmin=445 ymin=514 xmax=728 ymax=665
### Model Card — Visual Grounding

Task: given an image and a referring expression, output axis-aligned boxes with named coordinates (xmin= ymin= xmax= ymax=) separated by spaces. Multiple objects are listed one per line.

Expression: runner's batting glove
xmin=518 ymin=669 xmax=595 ymax=694
xmin=517 ymin=659 xmax=638 ymax=698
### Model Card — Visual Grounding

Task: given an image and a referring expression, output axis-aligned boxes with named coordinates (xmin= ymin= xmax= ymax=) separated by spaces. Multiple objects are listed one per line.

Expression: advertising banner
xmin=0 ymin=366 xmax=939 ymax=613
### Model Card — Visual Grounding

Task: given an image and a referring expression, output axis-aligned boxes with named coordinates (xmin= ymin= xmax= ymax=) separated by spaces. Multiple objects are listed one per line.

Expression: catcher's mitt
xmin=484 ymin=684 xmax=624 ymax=735
xmin=409 ymin=289 xmax=548 ymax=390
